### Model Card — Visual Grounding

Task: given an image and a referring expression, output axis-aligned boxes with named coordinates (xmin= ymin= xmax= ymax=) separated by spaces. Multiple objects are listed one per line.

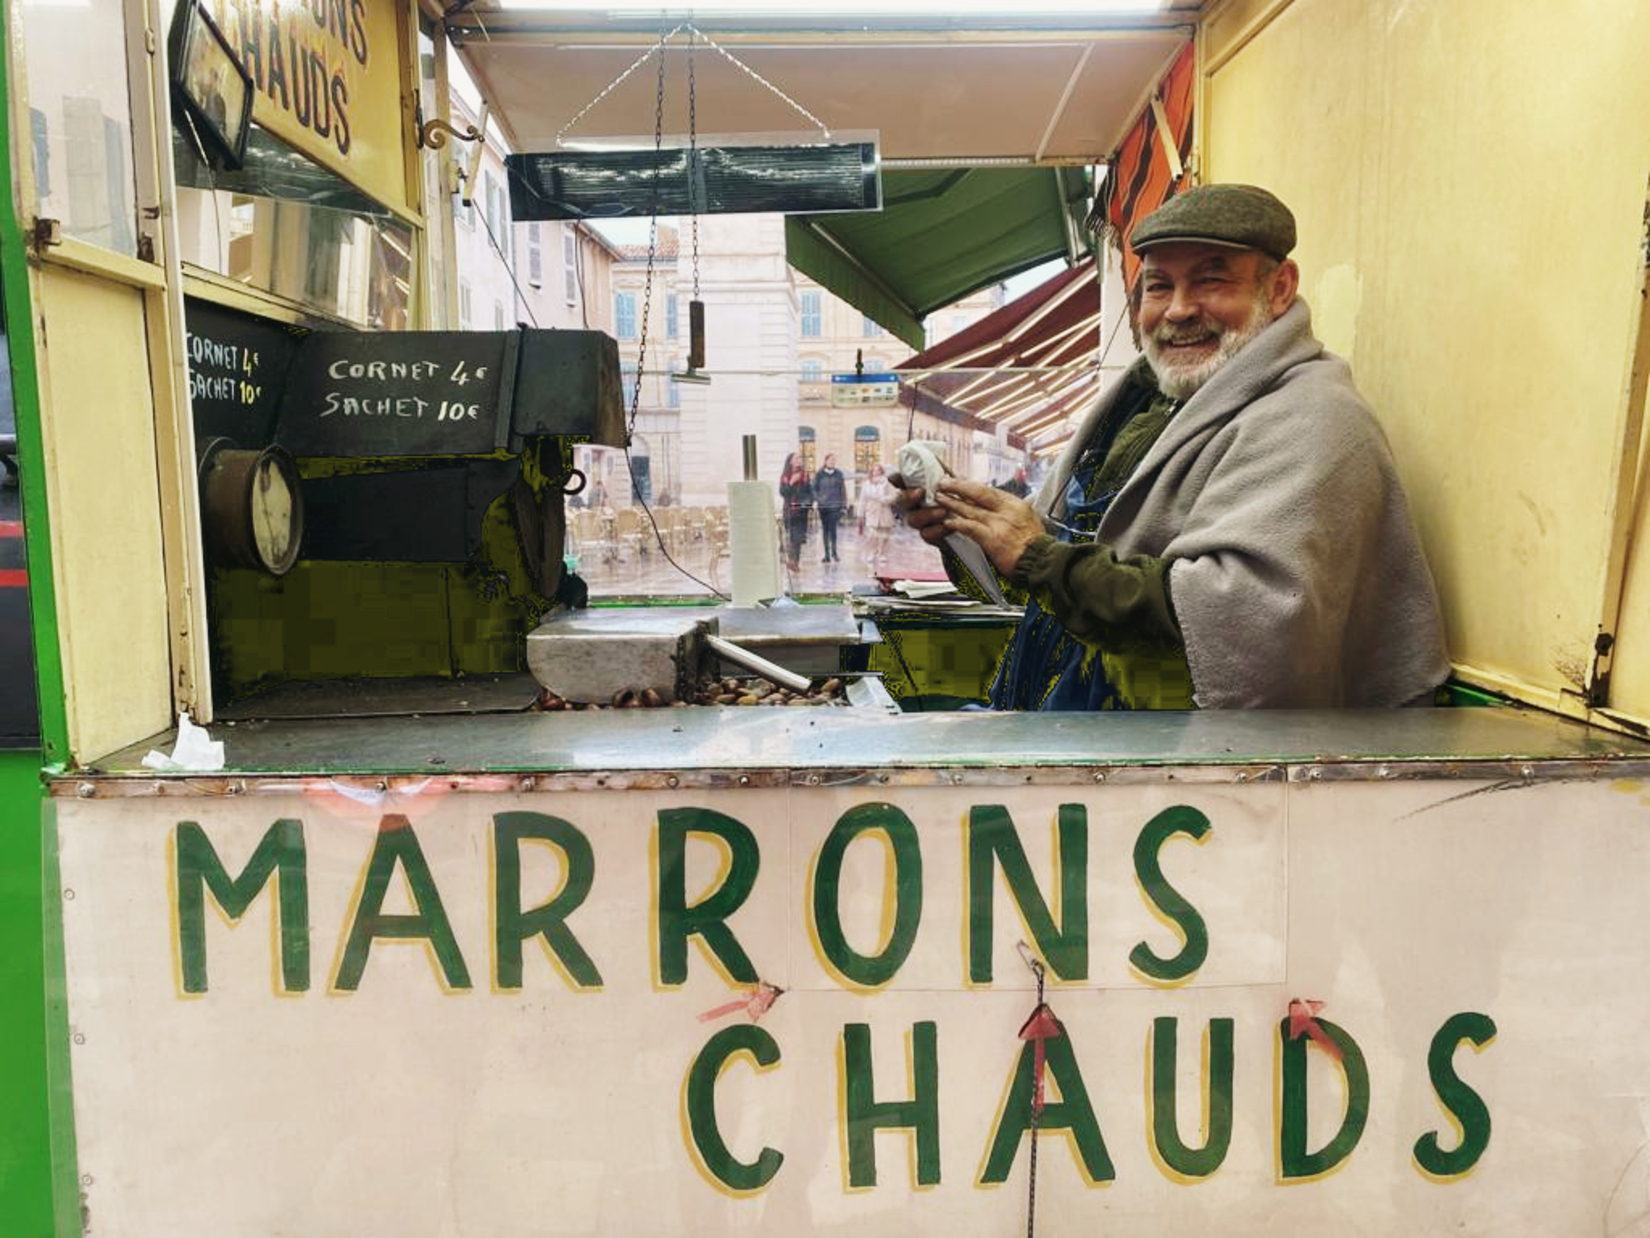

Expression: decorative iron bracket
xmin=418 ymin=118 xmax=482 ymax=151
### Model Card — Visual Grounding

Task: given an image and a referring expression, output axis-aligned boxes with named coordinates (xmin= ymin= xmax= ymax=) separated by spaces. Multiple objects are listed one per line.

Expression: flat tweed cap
xmin=1130 ymin=183 xmax=1297 ymax=261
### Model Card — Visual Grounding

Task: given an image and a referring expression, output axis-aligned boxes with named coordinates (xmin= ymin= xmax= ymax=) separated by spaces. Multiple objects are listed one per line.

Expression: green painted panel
xmin=0 ymin=751 xmax=74 ymax=1236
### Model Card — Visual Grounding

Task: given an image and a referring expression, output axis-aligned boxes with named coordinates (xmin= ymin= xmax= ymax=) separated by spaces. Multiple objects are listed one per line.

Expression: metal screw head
xmin=666 ymin=775 xmax=680 ymax=789
xmin=76 ymin=782 xmax=95 ymax=798
xmin=1093 ymin=771 xmax=1106 ymax=783
xmin=739 ymin=775 xmax=750 ymax=786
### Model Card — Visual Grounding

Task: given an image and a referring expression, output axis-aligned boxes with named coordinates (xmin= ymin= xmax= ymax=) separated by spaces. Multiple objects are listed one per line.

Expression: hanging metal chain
xmin=1025 ymin=955 xmax=1045 ymax=1238
xmin=555 ymin=20 xmax=831 ymax=151
xmin=693 ymin=25 xmax=833 ymax=140
xmin=555 ymin=23 xmax=687 ymax=148
xmin=688 ymin=27 xmax=700 ymax=302
xmin=628 ymin=23 xmax=670 ymax=445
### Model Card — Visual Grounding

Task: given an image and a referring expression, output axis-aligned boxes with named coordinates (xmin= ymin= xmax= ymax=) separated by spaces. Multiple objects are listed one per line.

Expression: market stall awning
xmin=895 ymin=256 xmax=1123 ymax=450
xmin=786 ymin=166 xmax=1091 ymax=351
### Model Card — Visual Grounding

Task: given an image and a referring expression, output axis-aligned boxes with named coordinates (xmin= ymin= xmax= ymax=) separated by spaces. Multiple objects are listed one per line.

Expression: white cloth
xmin=1037 ymin=298 xmax=1448 ymax=708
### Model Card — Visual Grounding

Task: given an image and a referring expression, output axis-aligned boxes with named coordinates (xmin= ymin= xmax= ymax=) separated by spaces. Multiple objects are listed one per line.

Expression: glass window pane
xmin=22 ymin=0 xmax=139 ymax=256
xmin=175 ymin=187 xmax=414 ymax=330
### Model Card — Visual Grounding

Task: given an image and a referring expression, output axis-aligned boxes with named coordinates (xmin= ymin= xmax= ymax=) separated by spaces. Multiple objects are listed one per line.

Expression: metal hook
xmin=1016 ymin=940 xmax=1046 ymax=982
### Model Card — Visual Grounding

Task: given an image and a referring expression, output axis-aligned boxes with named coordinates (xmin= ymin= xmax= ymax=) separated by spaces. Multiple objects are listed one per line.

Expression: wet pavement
xmin=573 ymin=511 xmax=949 ymax=601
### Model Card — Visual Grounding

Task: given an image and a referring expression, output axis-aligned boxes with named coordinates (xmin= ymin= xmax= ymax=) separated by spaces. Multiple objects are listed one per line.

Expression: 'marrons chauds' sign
xmin=61 ymin=777 xmax=1623 ymax=1236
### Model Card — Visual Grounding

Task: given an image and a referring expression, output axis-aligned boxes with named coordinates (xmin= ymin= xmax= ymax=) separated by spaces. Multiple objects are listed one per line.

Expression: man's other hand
xmin=890 ymin=474 xmax=952 ymax=547
xmin=935 ymin=478 xmax=1045 ymax=576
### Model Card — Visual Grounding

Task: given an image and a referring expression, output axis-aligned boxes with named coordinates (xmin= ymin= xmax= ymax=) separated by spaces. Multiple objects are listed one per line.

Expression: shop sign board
xmin=52 ymin=775 xmax=1650 ymax=1235
xmin=832 ymin=372 xmax=901 ymax=407
xmin=207 ymin=0 xmax=411 ymax=217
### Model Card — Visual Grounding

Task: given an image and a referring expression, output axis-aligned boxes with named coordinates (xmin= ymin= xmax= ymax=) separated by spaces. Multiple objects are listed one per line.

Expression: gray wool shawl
xmin=1036 ymin=298 xmax=1449 ymax=708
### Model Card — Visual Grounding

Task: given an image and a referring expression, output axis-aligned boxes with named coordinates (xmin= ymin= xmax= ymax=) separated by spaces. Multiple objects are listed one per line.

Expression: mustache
xmin=1151 ymin=320 xmax=1223 ymax=346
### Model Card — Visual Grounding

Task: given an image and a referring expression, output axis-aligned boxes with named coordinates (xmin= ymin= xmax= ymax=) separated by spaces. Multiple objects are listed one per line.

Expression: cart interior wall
xmin=1202 ymin=0 xmax=1650 ymax=730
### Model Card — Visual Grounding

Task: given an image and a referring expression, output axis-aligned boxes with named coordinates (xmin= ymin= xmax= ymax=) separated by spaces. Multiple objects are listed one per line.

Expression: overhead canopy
xmin=896 ymin=256 xmax=1127 ymax=452
xmin=439 ymin=6 xmax=1197 ymax=334
xmin=786 ymin=166 xmax=1091 ymax=350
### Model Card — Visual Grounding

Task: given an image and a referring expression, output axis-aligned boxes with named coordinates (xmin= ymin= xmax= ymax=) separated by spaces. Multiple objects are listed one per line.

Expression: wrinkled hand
xmin=935 ymin=478 xmax=1045 ymax=576
xmin=890 ymin=474 xmax=952 ymax=547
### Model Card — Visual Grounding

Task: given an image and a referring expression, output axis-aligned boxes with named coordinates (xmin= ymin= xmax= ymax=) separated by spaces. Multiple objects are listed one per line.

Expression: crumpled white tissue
xmin=142 ymin=712 xmax=226 ymax=772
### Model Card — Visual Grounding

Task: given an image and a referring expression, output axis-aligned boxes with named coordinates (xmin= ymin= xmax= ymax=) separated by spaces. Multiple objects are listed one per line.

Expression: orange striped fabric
xmin=1089 ymin=40 xmax=1196 ymax=291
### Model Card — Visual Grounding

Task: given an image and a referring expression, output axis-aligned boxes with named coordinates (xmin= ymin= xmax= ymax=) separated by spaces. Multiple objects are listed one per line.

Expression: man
xmin=900 ymin=183 xmax=1448 ymax=710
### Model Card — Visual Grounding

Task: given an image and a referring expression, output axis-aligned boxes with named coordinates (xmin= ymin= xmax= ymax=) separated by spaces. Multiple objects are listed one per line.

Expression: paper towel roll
xmin=727 ymin=480 xmax=781 ymax=606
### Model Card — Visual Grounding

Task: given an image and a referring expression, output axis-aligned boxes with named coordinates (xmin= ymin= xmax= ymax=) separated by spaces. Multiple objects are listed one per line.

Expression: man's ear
xmin=1268 ymin=259 xmax=1301 ymax=316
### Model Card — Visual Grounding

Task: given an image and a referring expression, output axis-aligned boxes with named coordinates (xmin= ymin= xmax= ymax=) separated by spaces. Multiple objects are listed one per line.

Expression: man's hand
xmin=890 ymin=475 xmax=952 ymax=547
xmin=934 ymin=478 xmax=1045 ymax=576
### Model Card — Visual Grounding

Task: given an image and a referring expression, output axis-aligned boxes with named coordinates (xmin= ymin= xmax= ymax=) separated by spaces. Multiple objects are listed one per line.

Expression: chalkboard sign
xmin=183 ymin=298 xmax=307 ymax=446
xmin=276 ymin=330 xmax=518 ymax=457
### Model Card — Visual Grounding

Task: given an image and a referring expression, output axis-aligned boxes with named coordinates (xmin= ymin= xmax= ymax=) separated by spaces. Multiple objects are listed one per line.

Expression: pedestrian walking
xmin=778 ymin=451 xmax=813 ymax=571
xmin=858 ymin=462 xmax=898 ymax=570
xmin=813 ymin=453 xmax=847 ymax=563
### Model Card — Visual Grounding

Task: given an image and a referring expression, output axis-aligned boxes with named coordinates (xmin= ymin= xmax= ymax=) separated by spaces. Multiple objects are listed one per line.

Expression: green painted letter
xmin=175 ymin=819 xmax=308 ymax=993
xmin=1413 ymin=1011 xmax=1496 ymax=1178
xmin=656 ymin=807 xmax=760 ymax=986
xmin=1148 ymin=1016 xmax=1234 ymax=1179
xmin=334 ymin=815 xmax=471 ymax=991
xmin=812 ymin=804 xmax=923 ymax=988
xmin=685 ymin=1024 xmax=784 ymax=1192
xmin=841 ymin=1021 xmax=940 ymax=1187
xmin=1278 ymin=1017 xmax=1370 ymax=1181
xmin=967 ymin=804 xmax=1088 ymax=983
xmin=1128 ymin=806 xmax=1210 ymax=983
xmin=980 ymin=1017 xmax=1113 ymax=1184
xmin=494 ymin=811 xmax=602 ymax=989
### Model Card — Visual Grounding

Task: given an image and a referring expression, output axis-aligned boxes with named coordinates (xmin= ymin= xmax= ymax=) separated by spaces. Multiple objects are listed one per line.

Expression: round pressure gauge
xmin=198 ymin=440 xmax=304 ymax=575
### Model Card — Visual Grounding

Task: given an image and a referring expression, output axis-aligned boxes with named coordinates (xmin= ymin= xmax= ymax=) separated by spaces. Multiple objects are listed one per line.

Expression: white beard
xmin=1143 ymin=292 xmax=1275 ymax=400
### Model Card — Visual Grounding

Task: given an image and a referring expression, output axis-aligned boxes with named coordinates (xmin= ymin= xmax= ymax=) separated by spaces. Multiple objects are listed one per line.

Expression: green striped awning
xmin=786 ymin=165 xmax=1093 ymax=351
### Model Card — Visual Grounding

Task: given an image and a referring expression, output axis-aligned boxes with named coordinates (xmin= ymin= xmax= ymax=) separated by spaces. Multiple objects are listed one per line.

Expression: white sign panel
xmin=52 ymin=775 xmax=1650 ymax=1235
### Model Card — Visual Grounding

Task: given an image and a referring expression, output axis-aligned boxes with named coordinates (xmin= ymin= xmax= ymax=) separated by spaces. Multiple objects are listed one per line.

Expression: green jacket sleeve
xmin=1012 ymin=534 xmax=1181 ymax=646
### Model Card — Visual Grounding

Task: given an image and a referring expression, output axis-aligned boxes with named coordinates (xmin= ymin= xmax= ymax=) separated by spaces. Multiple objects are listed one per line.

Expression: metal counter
xmin=73 ymin=704 xmax=1650 ymax=790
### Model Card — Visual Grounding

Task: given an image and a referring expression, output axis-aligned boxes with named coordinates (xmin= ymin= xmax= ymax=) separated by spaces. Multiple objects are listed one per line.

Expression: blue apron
xmin=988 ymin=467 xmax=1122 ymax=712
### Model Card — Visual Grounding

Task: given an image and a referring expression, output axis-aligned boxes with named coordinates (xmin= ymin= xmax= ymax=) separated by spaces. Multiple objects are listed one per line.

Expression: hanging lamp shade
xmin=505 ymin=142 xmax=881 ymax=221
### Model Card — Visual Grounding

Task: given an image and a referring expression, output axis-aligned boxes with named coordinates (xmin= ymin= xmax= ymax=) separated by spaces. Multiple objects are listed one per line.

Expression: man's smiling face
xmin=1137 ymin=243 xmax=1297 ymax=399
